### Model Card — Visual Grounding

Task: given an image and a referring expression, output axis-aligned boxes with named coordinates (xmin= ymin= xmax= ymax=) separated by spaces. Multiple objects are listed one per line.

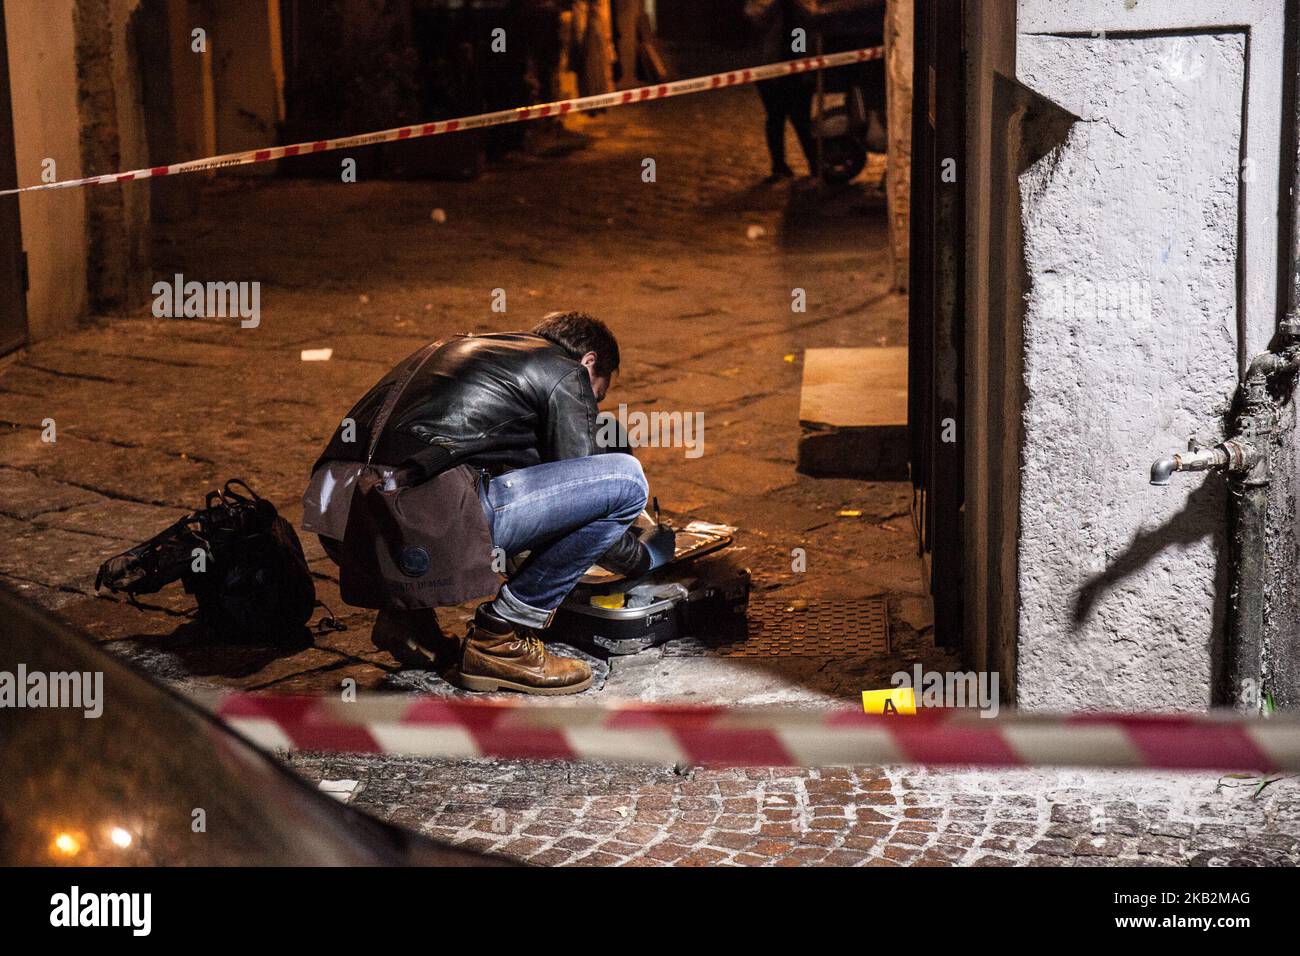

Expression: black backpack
xmin=96 ymin=480 xmax=319 ymax=643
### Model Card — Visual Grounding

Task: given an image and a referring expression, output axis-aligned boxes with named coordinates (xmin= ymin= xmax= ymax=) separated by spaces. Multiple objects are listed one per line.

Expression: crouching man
xmin=302 ymin=312 xmax=674 ymax=695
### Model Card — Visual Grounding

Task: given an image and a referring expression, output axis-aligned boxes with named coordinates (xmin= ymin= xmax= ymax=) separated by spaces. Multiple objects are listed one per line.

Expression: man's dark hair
xmin=531 ymin=311 xmax=621 ymax=377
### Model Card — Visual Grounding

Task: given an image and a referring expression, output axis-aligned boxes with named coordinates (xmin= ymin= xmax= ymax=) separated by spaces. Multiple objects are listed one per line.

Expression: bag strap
xmin=365 ymin=337 xmax=455 ymax=465
xmin=399 ymin=443 xmax=456 ymax=483
xmin=223 ymin=478 xmax=260 ymax=503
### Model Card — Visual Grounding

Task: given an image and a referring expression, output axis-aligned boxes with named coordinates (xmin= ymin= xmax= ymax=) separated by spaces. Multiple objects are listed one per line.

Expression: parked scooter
xmin=813 ymin=67 xmax=887 ymax=183
xmin=802 ymin=0 xmax=887 ymax=184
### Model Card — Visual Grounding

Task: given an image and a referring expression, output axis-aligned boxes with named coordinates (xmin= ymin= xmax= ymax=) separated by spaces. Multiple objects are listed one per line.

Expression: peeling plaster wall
xmin=211 ymin=0 xmax=284 ymax=172
xmin=1007 ymin=0 xmax=1290 ymax=710
xmin=3 ymin=0 xmax=152 ymax=332
xmin=3 ymin=0 xmax=88 ymax=340
xmin=74 ymin=0 xmax=150 ymax=313
xmin=1016 ymin=33 xmax=1243 ymax=710
xmin=884 ymin=0 xmax=911 ymax=293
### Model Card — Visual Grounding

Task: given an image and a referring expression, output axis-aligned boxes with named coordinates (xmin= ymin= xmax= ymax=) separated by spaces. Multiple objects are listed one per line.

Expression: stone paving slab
xmin=34 ymin=498 xmax=188 ymax=543
xmin=0 ymin=431 xmax=218 ymax=508
xmin=0 ymin=515 xmax=134 ymax=591
xmin=0 ymin=466 xmax=103 ymax=519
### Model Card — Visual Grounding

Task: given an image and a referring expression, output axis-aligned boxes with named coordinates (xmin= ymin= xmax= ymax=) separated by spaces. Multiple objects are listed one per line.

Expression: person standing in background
xmin=745 ymin=0 xmax=816 ymax=182
xmin=572 ymin=0 xmax=617 ymax=96
xmin=612 ymin=0 xmax=644 ymax=89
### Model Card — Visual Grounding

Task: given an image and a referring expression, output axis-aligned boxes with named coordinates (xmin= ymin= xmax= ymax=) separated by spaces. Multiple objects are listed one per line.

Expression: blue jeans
xmin=478 ymin=454 xmax=648 ymax=628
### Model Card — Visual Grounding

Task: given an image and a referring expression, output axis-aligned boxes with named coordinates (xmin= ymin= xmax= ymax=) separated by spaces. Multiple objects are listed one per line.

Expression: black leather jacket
xmin=314 ymin=332 xmax=599 ymax=476
xmin=313 ymin=331 xmax=656 ymax=576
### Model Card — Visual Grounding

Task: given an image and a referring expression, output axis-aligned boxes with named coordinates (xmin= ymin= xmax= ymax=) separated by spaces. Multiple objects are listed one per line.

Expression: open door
xmin=0 ymin=1 xmax=28 ymax=355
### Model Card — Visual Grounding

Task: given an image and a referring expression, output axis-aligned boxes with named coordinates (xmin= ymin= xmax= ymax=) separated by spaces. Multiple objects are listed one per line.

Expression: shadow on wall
xmin=1070 ymin=476 xmax=1229 ymax=701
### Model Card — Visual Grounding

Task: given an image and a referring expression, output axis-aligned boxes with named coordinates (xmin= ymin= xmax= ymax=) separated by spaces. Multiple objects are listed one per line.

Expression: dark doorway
xmin=908 ymin=0 xmax=966 ymax=651
xmin=0 ymin=0 xmax=28 ymax=355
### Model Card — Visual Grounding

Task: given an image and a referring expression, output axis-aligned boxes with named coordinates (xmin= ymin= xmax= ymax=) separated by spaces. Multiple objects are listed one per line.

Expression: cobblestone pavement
xmin=290 ymin=754 xmax=1300 ymax=867
xmin=2 ymin=57 xmax=1297 ymax=866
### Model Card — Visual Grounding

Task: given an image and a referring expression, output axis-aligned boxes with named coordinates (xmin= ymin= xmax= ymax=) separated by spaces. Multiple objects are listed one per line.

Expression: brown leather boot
xmin=453 ymin=604 xmax=592 ymax=695
xmin=371 ymin=608 xmax=457 ymax=670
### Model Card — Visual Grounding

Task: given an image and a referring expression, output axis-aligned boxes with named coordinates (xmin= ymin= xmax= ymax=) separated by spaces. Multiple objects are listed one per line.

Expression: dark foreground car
xmin=0 ymin=583 xmax=503 ymax=866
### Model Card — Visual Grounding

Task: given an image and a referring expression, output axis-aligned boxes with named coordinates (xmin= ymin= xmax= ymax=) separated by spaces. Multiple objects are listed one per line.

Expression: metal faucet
xmin=1148 ymin=438 xmax=1254 ymax=486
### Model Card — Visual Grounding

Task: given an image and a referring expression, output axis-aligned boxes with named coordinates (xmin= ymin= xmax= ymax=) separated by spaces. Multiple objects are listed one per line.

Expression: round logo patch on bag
xmin=399 ymin=546 xmax=430 ymax=577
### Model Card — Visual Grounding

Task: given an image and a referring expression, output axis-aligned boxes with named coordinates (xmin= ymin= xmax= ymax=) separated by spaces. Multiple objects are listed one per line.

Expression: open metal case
xmin=551 ymin=515 xmax=751 ymax=656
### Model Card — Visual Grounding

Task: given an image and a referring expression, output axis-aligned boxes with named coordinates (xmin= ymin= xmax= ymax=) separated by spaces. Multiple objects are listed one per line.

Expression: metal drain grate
xmin=664 ymin=597 xmax=889 ymax=658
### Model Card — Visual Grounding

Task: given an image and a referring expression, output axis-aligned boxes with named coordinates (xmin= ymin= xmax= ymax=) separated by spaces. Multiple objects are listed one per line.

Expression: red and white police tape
xmin=0 ymin=46 xmax=883 ymax=198
xmin=210 ymin=693 xmax=1300 ymax=773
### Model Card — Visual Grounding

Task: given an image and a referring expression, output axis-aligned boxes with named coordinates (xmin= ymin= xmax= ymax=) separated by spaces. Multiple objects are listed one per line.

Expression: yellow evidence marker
xmin=861 ymin=687 xmax=917 ymax=715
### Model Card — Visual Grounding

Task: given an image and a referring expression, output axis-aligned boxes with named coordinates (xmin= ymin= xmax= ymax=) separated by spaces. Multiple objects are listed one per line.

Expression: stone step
xmin=797 ymin=346 xmax=908 ymax=480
